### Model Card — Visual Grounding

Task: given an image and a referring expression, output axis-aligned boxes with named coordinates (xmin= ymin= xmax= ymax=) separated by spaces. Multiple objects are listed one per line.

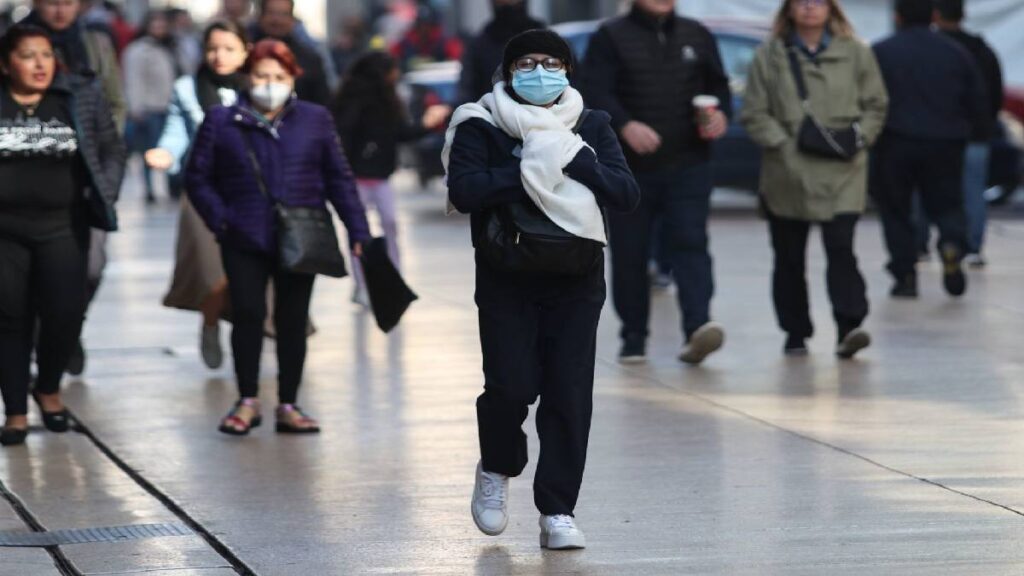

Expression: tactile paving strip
xmin=0 ymin=522 xmax=192 ymax=547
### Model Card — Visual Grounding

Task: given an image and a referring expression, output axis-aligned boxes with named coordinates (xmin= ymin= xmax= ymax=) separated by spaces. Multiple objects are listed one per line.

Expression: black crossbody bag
xmin=478 ymin=110 xmax=604 ymax=277
xmin=241 ymin=132 xmax=349 ymax=278
xmin=786 ymin=47 xmax=863 ymax=161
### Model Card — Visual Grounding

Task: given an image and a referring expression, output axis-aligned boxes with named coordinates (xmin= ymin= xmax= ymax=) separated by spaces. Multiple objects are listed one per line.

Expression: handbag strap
xmin=239 ymin=128 xmax=277 ymax=206
xmin=785 ymin=46 xmax=810 ymax=104
xmin=573 ymin=109 xmax=591 ymax=134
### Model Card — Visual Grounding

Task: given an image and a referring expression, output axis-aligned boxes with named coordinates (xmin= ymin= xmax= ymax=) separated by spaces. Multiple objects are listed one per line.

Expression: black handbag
xmin=242 ymin=132 xmax=349 ymax=278
xmin=478 ymin=110 xmax=604 ymax=276
xmin=786 ymin=47 xmax=863 ymax=161
xmin=359 ymin=237 xmax=418 ymax=333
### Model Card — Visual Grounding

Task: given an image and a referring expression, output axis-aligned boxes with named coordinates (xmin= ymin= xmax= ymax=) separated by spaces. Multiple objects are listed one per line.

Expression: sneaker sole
xmin=471 ymin=500 xmax=507 ymax=536
xmin=618 ymin=355 xmax=647 ymax=365
xmin=540 ymin=532 xmax=586 ymax=550
xmin=679 ymin=324 xmax=725 ymax=365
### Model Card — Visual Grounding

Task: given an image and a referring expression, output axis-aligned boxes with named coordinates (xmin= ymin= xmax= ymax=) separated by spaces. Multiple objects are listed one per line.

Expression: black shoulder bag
xmin=478 ymin=110 xmax=604 ymax=277
xmin=786 ymin=47 xmax=863 ymax=161
xmin=241 ymin=132 xmax=349 ymax=278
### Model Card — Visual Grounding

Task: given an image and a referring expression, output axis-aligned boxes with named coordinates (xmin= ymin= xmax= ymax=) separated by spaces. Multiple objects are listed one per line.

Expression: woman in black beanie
xmin=443 ymin=29 xmax=639 ymax=550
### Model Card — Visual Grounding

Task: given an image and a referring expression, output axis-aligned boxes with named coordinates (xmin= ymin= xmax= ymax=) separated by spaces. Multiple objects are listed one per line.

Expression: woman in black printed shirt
xmin=0 ymin=24 xmax=125 ymax=446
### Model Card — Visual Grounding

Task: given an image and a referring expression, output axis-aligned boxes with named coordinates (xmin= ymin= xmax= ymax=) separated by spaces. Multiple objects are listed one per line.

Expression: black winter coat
xmin=447 ymin=109 xmax=640 ymax=247
xmin=333 ymin=100 xmax=429 ymax=180
xmin=0 ymin=74 xmax=126 ymax=231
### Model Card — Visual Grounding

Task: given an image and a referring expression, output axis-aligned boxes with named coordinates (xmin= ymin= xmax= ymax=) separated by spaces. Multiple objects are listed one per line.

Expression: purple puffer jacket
xmin=186 ymin=96 xmax=371 ymax=255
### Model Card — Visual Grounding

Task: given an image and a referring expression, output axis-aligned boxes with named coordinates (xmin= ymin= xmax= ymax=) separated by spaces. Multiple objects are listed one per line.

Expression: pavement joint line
xmin=66 ymin=410 xmax=260 ymax=576
xmin=0 ymin=477 xmax=84 ymax=575
xmin=604 ymin=358 xmax=1024 ymax=519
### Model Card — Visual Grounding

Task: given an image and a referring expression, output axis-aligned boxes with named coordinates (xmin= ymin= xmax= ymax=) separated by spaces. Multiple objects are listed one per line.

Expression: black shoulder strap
xmin=239 ymin=128 xmax=275 ymax=205
xmin=572 ymin=109 xmax=591 ymax=134
xmin=785 ymin=47 xmax=809 ymax=103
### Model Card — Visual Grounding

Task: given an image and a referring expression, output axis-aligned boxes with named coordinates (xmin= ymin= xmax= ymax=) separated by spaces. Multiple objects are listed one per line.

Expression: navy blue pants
xmin=475 ymin=256 xmax=605 ymax=516
xmin=609 ymin=162 xmax=714 ymax=341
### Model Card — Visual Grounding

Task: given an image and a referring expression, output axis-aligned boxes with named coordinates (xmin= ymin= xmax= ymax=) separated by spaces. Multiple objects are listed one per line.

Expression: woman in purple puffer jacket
xmin=186 ymin=39 xmax=371 ymax=436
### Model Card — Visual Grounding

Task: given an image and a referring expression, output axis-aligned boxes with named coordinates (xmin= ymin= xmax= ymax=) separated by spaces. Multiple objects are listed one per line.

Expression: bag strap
xmin=239 ymin=128 xmax=276 ymax=206
xmin=572 ymin=109 xmax=591 ymax=134
xmin=785 ymin=46 xmax=810 ymax=104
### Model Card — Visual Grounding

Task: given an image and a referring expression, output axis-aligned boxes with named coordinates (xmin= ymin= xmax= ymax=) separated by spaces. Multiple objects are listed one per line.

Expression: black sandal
xmin=275 ymin=405 xmax=321 ymax=434
xmin=219 ymin=399 xmax=262 ymax=436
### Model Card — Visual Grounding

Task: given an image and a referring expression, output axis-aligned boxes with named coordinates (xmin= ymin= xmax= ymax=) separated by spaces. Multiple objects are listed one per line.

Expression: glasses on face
xmin=793 ymin=0 xmax=827 ymax=7
xmin=514 ymin=57 xmax=565 ymax=73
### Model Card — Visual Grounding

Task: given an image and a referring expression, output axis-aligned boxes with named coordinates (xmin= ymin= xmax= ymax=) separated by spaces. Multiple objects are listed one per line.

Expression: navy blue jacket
xmin=872 ymin=26 xmax=988 ymax=141
xmin=186 ymin=96 xmax=371 ymax=255
xmin=447 ymin=109 xmax=640 ymax=247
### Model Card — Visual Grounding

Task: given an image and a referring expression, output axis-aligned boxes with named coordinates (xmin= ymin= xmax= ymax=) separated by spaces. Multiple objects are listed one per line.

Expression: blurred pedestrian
xmin=123 ymin=10 xmax=178 ymax=203
xmin=582 ymin=0 xmax=731 ymax=365
xmin=219 ymin=0 xmax=253 ymax=26
xmin=742 ymin=0 xmax=888 ymax=358
xmin=330 ymin=15 xmax=369 ymax=80
xmin=331 ymin=51 xmax=450 ymax=307
xmin=457 ymin=0 xmax=544 ymax=104
xmin=871 ymin=0 xmax=987 ymax=299
xmin=250 ymin=0 xmax=331 ymax=105
xmin=0 ymin=25 xmax=125 ymax=446
xmin=25 ymin=0 xmax=126 ymax=377
xmin=390 ymin=3 xmax=462 ymax=72
xmin=168 ymin=7 xmax=202 ymax=76
xmin=924 ymin=0 xmax=1003 ymax=268
xmin=146 ymin=20 xmax=249 ymax=371
xmin=444 ymin=30 xmax=639 ymax=550
xmin=186 ymin=40 xmax=371 ymax=436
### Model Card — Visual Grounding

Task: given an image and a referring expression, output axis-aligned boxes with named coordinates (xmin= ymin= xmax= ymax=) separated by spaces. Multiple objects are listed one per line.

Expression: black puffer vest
xmin=603 ymin=8 xmax=724 ymax=171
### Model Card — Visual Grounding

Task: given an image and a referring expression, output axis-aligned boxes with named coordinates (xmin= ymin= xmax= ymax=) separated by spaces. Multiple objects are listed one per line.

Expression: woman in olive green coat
xmin=741 ymin=0 xmax=888 ymax=358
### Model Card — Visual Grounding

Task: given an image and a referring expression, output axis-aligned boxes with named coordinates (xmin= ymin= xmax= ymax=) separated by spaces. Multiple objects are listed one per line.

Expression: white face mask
xmin=250 ymin=82 xmax=292 ymax=111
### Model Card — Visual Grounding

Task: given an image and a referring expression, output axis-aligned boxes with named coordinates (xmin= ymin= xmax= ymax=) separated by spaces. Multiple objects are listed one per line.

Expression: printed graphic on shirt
xmin=0 ymin=117 xmax=78 ymax=158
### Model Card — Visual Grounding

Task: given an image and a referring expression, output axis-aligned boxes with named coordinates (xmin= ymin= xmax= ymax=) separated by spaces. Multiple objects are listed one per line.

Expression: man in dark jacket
xmin=932 ymin=0 xmax=1003 ymax=267
xmin=581 ymin=0 xmax=731 ymax=366
xmin=871 ymin=0 xmax=987 ymax=299
xmin=457 ymin=0 xmax=544 ymax=104
xmin=250 ymin=0 xmax=331 ymax=106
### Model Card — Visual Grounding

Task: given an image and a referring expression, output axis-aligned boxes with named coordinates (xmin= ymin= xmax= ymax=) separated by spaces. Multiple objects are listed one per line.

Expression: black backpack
xmin=477 ymin=110 xmax=605 ymax=276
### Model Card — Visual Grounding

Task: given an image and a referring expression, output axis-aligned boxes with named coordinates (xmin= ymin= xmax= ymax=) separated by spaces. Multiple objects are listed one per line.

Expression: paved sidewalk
xmin=2 ymin=186 xmax=1024 ymax=575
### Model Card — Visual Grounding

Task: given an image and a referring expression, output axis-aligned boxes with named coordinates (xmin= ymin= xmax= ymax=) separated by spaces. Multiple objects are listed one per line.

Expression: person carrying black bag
xmin=443 ymin=30 xmax=639 ymax=550
xmin=741 ymin=0 xmax=888 ymax=358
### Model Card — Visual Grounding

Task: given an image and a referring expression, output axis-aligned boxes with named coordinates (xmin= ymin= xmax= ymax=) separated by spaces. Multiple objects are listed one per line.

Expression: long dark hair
xmin=334 ymin=51 xmax=405 ymax=125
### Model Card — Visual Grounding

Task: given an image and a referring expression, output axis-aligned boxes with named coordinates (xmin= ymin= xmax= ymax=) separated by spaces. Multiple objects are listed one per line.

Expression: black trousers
xmin=474 ymin=256 xmax=605 ymax=517
xmin=609 ymin=162 xmax=714 ymax=342
xmin=870 ymin=134 xmax=968 ymax=279
xmin=0 ymin=231 xmax=88 ymax=416
xmin=767 ymin=212 xmax=868 ymax=340
xmin=221 ymin=244 xmax=315 ymax=405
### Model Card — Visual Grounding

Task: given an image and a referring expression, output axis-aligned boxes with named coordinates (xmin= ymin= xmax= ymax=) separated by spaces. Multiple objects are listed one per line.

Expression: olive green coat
xmin=741 ymin=36 xmax=888 ymax=221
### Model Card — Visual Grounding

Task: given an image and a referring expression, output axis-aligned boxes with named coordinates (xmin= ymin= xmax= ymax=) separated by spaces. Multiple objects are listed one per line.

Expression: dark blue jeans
xmin=609 ymin=162 xmax=714 ymax=342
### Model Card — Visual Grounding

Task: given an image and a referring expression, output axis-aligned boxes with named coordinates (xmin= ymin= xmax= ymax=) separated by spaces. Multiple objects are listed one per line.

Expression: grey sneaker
xmin=836 ymin=328 xmax=871 ymax=360
xmin=679 ymin=322 xmax=725 ymax=365
xmin=471 ymin=462 xmax=509 ymax=536
xmin=351 ymin=285 xmax=370 ymax=308
xmin=539 ymin=515 xmax=586 ymax=550
xmin=200 ymin=324 xmax=223 ymax=369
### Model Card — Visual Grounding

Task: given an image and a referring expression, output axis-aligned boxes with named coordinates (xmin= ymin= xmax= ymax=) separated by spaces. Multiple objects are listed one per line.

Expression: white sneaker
xmin=471 ymin=462 xmax=509 ymax=536
xmin=539 ymin=515 xmax=586 ymax=550
xmin=679 ymin=322 xmax=725 ymax=365
xmin=200 ymin=323 xmax=223 ymax=369
xmin=965 ymin=253 xmax=987 ymax=268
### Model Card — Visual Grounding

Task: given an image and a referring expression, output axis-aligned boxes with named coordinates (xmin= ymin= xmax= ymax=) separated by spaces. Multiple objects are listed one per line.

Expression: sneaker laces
xmin=479 ymin=471 xmax=507 ymax=510
xmin=547 ymin=514 xmax=576 ymax=530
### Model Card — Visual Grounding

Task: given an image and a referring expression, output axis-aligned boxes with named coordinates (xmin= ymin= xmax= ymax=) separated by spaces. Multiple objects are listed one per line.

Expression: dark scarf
xmin=194 ymin=65 xmax=247 ymax=111
xmin=23 ymin=11 xmax=91 ymax=75
xmin=485 ymin=4 xmax=543 ymax=45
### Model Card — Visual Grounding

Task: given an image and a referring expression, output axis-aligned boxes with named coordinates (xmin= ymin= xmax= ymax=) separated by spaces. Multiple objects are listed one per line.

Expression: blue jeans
xmin=609 ymin=162 xmax=714 ymax=342
xmin=916 ymin=142 xmax=989 ymax=255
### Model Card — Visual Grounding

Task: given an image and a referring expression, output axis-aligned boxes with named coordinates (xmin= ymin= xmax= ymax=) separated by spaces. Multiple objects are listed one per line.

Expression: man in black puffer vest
xmin=582 ymin=0 xmax=731 ymax=365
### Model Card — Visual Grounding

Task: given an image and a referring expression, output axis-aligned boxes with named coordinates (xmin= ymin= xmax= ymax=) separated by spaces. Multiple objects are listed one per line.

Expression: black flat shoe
xmin=32 ymin=395 xmax=71 ymax=433
xmin=0 ymin=427 xmax=28 ymax=446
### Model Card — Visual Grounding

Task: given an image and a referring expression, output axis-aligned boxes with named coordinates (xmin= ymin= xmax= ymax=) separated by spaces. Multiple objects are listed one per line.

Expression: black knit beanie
xmin=501 ymin=29 xmax=573 ymax=84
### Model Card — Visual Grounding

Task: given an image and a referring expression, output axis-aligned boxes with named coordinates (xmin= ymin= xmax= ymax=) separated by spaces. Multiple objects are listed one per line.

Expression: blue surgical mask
xmin=511 ymin=68 xmax=569 ymax=106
